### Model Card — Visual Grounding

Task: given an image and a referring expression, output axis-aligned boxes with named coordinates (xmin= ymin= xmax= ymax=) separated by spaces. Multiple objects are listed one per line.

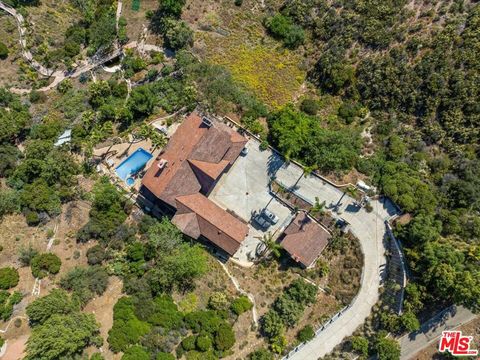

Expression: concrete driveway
xmin=209 ymin=141 xmax=294 ymax=264
xmin=213 ymin=138 xmax=399 ymax=359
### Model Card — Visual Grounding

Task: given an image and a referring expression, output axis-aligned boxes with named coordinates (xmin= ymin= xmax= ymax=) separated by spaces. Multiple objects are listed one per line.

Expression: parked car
xmin=253 ymin=214 xmax=270 ymax=230
xmin=241 ymin=147 xmax=249 ymax=156
xmin=261 ymin=208 xmax=279 ymax=224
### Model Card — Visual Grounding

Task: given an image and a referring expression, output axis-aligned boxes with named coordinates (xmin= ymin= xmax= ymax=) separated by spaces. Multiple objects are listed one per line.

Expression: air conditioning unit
xmin=158 ymin=159 xmax=168 ymax=169
xmin=202 ymin=116 xmax=213 ymax=127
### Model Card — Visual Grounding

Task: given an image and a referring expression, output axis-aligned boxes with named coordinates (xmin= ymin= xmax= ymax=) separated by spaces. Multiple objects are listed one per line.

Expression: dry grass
xmin=24 ymin=0 xmax=81 ymax=63
xmin=312 ymin=234 xmax=364 ymax=306
xmin=84 ymin=276 xmax=124 ymax=360
xmin=121 ymin=0 xmax=159 ymax=43
xmin=189 ymin=0 xmax=306 ymax=108
xmin=0 ymin=14 xmax=32 ymax=89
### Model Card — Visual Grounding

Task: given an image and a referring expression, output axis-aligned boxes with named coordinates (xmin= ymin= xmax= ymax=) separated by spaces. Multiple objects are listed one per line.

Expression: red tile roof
xmin=141 ymin=112 xmax=248 ymax=255
xmin=281 ymin=212 xmax=331 ymax=268
xmin=173 ymin=193 xmax=249 ymax=255
xmin=141 ymin=113 xmax=247 ymax=208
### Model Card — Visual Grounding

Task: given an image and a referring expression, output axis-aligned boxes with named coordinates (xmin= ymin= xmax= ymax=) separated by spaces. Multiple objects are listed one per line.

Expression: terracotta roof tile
xmin=281 ymin=212 xmax=331 ymax=268
xmin=175 ymin=193 xmax=249 ymax=255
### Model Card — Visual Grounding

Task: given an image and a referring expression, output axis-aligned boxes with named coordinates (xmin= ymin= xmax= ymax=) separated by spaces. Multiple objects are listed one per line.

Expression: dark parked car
xmin=253 ymin=214 xmax=270 ymax=230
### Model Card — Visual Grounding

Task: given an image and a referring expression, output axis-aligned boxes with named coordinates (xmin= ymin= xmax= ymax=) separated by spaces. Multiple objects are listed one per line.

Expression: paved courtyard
xmin=209 ymin=140 xmax=294 ymax=264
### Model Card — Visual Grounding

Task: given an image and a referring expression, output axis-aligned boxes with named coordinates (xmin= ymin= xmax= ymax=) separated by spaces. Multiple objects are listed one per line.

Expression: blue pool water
xmin=115 ymin=148 xmax=153 ymax=181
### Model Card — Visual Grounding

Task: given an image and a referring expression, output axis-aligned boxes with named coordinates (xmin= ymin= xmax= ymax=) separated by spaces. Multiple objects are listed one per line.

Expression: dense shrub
xmin=297 ymin=325 xmax=315 ymax=342
xmin=86 ymin=245 xmax=106 ymax=265
xmin=231 ymin=295 xmax=253 ymax=315
xmin=121 ymin=345 xmax=150 ymax=360
xmin=60 ymin=266 xmax=109 ymax=306
xmin=0 ymin=42 xmax=8 ymax=59
xmin=264 ymin=14 xmax=305 ymax=48
xmin=26 ymin=289 xmax=77 ymax=325
xmin=30 ymin=253 xmax=61 ymax=279
xmin=0 ymin=267 xmax=19 ymax=290
xmin=300 ymin=99 xmax=320 ymax=115
xmin=214 ymin=323 xmax=235 ymax=351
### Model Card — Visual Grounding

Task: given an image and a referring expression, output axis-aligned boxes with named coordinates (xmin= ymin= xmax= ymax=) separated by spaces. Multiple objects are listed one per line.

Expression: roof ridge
xmin=176 ymin=194 xmax=245 ymax=244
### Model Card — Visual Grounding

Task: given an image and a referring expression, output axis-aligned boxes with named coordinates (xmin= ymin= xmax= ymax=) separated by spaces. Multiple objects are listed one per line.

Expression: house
xmin=140 ymin=112 xmax=249 ymax=256
xmin=172 ymin=193 xmax=248 ymax=256
xmin=280 ymin=212 xmax=331 ymax=268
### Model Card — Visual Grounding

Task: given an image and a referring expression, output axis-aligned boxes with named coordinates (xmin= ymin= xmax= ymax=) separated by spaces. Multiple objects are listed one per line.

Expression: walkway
xmin=399 ymin=305 xmax=477 ymax=360
xmin=0 ymin=0 xmax=163 ymax=94
xmin=218 ymin=261 xmax=258 ymax=326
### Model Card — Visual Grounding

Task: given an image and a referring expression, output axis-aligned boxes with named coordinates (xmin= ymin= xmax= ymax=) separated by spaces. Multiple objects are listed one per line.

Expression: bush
xmin=231 ymin=295 xmax=253 ymax=315
xmin=90 ymin=354 xmax=105 ymax=360
xmin=300 ymin=99 xmax=320 ymax=115
xmin=196 ymin=335 xmax=213 ymax=352
xmin=297 ymin=325 xmax=315 ymax=342
xmin=163 ymin=19 xmax=193 ymax=50
xmin=25 ymin=211 xmax=40 ymax=226
xmin=351 ymin=336 xmax=369 ymax=357
xmin=19 ymin=246 xmax=39 ymax=266
xmin=208 ymin=292 xmax=228 ymax=310
xmin=121 ymin=345 xmax=150 ymax=360
xmin=30 ymin=253 xmax=61 ymax=278
xmin=182 ymin=335 xmax=197 ymax=351
xmin=86 ymin=245 xmax=106 ymax=265
xmin=60 ymin=266 xmax=109 ymax=306
xmin=0 ymin=267 xmax=19 ymax=290
xmin=264 ymin=14 xmax=305 ymax=49
xmin=376 ymin=337 xmax=400 ymax=360
xmin=249 ymin=348 xmax=274 ymax=360
xmin=214 ymin=323 xmax=235 ymax=351
xmin=0 ymin=42 xmax=8 ymax=59
xmin=156 ymin=353 xmax=175 ymax=360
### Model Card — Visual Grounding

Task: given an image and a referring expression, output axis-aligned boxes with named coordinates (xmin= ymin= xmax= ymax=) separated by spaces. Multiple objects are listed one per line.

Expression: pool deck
xmin=94 ymin=138 xmax=162 ymax=192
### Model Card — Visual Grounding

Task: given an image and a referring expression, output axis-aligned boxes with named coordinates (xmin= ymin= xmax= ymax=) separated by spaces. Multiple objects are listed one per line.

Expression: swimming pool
xmin=115 ymin=148 xmax=153 ymax=181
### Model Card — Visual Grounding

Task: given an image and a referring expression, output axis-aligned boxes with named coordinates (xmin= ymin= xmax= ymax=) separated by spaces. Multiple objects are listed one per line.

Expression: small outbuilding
xmin=280 ymin=212 xmax=331 ymax=268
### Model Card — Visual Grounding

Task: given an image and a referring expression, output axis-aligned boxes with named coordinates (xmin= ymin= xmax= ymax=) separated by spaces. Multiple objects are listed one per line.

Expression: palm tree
xmin=309 ymin=197 xmax=326 ymax=217
xmin=255 ymin=232 xmax=282 ymax=259
xmin=335 ymin=186 xmax=358 ymax=212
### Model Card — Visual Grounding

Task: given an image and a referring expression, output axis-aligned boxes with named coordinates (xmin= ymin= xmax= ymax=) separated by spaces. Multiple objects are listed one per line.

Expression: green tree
xmin=0 ymin=42 xmax=8 ymax=59
xmin=297 ymin=325 xmax=315 ymax=342
xmin=214 ymin=323 xmax=235 ymax=351
xmin=25 ymin=312 xmax=101 ymax=360
xmin=30 ymin=253 xmax=61 ymax=279
xmin=121 ymin=345 xmax=150 ymax=360
xmin=26 ymin=289 xmax=77 ymax=325
xmin=0 ymin=267 xmax=19 ymax=290
xmin=376 ymin=337 xmax=401 ymax=360
xmin=351 ymin=336 xmax=369 ymax=357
